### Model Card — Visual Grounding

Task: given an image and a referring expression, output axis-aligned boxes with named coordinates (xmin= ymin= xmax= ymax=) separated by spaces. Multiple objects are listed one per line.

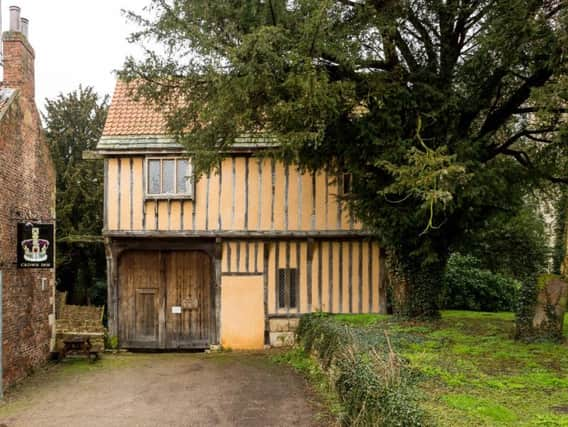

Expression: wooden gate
xmin=118 ymin=250 xmax=212 ymax=349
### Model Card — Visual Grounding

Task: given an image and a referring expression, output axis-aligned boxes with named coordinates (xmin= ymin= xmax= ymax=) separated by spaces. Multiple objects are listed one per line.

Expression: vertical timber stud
xmin=274 ymin=242 xmax=280 ymax=313
xmin=236 ymin=241 xmax=241 ymax=273
xmin=263 ymin=242 xmax=270 ymax=345
xmin=324 ymin=171 xmax=329 ymax=229
xmin=117 ymin=159 xmax=121 ymax=230
xmin=245 ymin=242 xmax=250 ymax=273
xmin=271 ymin=159 xmax=276 ymax=230
xmin=159 ymin=251 xmax=167 ymax=349
xmin=205 ymin=172 xmax=210 ymax=230
xmin=154 ymin=200 xmax=158 ymax=230
xmin=103 ymin=159 xmax=108 ymax=230
xmin=244 ymin=157 xmax=249 ymax=230
xmin=336 ymin=174 xmax=342 ymax=230
xmin=215 ymin=238 xmax=222 ymax=345
xmin=257 ymin=159 xmax=263 ymax=230
xmin=142 ymin=159 xmax=146 ymax=230
xmin=368 ymin=241 xmax=373 ymax=313
xmin=284 ymin=164 xmax=289 ymax=231
xmin=318 ymin=240 xmax=322 ymax=310
xmin=311 ymin=173 xmax=316 ymax=231
xmin=130 ymin=158 xmax=134 ymax=230
xmin=349 ymin=241 xmax=353 ymax=313
xmin=167 ymin=200 xmax=172 ymax=231
xmin=358 ymin=241 xmax=363 ymax=313
xmin=295 ymin=241 xmax=300 ymax=313
xmin=218 ymin=160 xmax=223 ymax=230
xmin=328 ymin=242 xmax=333 ymax=312
xmin=254 ymin=241 xmax=259 ymax=273
xmin=110 ymin=242 xmax=121 ymax=343
xmin=231 ymin=157 xmax=236 ymax=229
xmin=339 ymin=241 xmax=343 ymax=313
xmin=227 ymin=242 xmax=232 ymax=273
xmin=307 ymin=238 xmax=314 ymax=312
xmin=297 ymin=169 xmax=302 ymax=229
xmin=105 ymin=241 xmax=115 ymax=337
xmin=286 ymin=241 xmax=291 ymax=315
xmin=378 ymin=247 xmax=388 ymax=314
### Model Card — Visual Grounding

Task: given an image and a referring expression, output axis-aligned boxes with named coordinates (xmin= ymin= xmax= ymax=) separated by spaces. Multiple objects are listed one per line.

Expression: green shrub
xmin=296 ymin=313 xmax=427 ymax=426
xmin=105 ymin=334 xmax=119 ymax=350
xmin=442 ymin=254 xmax=520 ymax=312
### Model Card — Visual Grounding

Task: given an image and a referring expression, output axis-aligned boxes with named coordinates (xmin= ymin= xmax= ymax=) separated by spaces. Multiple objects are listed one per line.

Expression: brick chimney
xmin=3 ymin=5 xmax=35 ymax=101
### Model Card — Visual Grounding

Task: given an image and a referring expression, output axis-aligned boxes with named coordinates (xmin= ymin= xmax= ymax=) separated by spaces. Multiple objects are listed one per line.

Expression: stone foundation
xmin=268 ymin=318 xmax=299 ymax=347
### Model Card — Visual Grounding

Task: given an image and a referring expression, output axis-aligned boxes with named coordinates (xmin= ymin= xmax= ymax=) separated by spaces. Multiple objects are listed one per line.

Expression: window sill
xmin=144 ymin=195 xmax=194 ymax=201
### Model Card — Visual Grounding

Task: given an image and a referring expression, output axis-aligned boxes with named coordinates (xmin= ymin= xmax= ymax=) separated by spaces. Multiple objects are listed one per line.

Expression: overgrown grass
xmin=289 ymin=313 xmax=428 ymax=426
xmin=331 ymin=311 xmax=568 ymax=426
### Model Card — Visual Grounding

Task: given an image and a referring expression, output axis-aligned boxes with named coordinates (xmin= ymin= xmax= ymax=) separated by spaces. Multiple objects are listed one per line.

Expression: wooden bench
xmin=60 ymin=335 xmax=100 ymax=362
xmin=55 ymin=292 xmax=105 ymax=362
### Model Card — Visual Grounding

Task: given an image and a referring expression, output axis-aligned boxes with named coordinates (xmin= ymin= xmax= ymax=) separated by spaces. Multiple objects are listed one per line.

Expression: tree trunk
xmin=387 ymin=250 xmax=446 ymax=319
xmin=516 ymin=275 xmax=568 ymax=342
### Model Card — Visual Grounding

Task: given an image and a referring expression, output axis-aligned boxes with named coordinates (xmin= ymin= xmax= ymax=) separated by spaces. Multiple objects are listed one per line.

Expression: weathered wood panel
xmin=135 ymin=288 xmax=159 ymax=341
xmin=118 ymin=250 xmax=211 ymax=349
xmin=165 ymin=251 xmax=210 ymax=348
xmin=118 ymin=251 xmax=161 ymax=346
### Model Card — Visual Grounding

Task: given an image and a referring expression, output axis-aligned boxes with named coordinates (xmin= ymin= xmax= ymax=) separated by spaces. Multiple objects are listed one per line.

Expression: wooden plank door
xmin=165 ymin=251 xmax=211 ymax=349
xmin=118 ymin=251 xmax=163 ymax=348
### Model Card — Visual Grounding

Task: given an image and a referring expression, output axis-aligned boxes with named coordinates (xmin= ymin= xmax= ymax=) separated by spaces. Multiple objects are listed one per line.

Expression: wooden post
xmin=378 ymin=247 xmax=388 ymax=315
xmin=214 ymin=238 xmax=222 ymax=346
xmin=105 ymin=239 xmax=118 ymax=338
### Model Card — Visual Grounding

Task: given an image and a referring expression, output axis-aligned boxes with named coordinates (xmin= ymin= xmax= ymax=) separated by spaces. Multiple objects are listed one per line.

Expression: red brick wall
xmin=0 ymin=31 xmax=56 ymax=388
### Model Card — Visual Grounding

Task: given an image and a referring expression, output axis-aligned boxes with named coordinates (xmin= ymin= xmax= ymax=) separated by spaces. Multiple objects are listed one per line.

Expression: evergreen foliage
xmin=120 ymin=0 xmax=568 ymax=317
xmin=43 ymin=87 xmax=109 ymax=305
xmin=455 ymin=204 xmax=550 ymax=282
xmin=442 ymin=253 xmax=520 ymax=312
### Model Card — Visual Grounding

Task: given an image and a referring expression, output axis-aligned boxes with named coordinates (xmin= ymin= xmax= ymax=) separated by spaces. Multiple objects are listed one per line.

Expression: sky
xmin=3 ymin=0 xmax=147 ymax=110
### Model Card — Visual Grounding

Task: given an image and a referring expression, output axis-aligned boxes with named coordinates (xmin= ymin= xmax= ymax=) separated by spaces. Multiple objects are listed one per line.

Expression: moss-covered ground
xmin=333 ymin=311 xmax=568 ymax=426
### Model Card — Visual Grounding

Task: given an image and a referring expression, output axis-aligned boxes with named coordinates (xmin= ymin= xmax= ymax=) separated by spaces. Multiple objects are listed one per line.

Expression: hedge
xmin=296 ymin=313 xmax=427 ymax=427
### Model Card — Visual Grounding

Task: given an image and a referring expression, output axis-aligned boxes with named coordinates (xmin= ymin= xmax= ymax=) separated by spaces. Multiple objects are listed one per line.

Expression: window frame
xmin=277 ymin=268 xmax=299 ymax=310
xmin=340 ymin=172 xmax=352 ymax=196
xmin=144 ymin=157 xmax=194 ymax=199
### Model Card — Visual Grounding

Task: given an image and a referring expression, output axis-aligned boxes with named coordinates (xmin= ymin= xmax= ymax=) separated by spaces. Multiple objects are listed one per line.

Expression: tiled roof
xmin=102 ymin=80 xmax=167 ymax=137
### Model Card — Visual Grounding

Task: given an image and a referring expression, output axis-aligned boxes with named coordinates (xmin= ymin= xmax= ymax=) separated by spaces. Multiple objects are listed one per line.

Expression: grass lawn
xmin=333 ymin=311 xmax=568 ymax=426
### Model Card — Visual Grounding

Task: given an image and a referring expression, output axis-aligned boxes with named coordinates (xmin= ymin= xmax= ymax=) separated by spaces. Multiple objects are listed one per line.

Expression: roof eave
xmin=96 ymin=134 xmax=278 ymax=156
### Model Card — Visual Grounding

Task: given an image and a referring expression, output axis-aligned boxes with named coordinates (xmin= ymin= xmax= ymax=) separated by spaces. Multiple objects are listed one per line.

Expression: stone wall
xmin=55 ymin=293 xmax=105 ymax=353
xmin=0 ymin=30 xmax=56 ymax=388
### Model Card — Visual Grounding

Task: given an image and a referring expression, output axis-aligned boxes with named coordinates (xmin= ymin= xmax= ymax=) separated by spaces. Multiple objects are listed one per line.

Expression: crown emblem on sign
xmin=21 ymin=227 xmax=49 ymax=262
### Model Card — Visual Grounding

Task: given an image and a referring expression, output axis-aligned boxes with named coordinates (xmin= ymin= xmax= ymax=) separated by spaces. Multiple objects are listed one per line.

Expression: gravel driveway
xmin=0 ymin=352 xmax=324 ymax=427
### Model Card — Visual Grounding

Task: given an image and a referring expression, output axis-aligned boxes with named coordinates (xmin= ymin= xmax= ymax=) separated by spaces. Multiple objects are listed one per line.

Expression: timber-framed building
xmin=98 ymin=80 xmax=387 ymax=350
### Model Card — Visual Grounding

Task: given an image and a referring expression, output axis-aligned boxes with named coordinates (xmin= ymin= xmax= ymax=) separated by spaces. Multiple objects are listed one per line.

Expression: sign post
xmin=17 ymin=223 xmax=54 ymax=269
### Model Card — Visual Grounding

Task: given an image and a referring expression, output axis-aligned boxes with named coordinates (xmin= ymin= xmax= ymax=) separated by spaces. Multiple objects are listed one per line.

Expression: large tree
xmin=44 ymin=87 xmax=109 ymax=305
xmin=121 ymin=0 xmax=568 ymax=317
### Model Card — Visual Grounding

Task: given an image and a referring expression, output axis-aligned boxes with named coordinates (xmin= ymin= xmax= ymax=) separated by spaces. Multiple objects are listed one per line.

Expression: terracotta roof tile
xmin=102 ymin=80 xmax=168 ymax=137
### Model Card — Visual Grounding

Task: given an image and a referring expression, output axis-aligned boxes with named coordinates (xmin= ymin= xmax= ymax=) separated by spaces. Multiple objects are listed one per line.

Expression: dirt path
xmin=0 ymin=352 xmax=324 ymax=427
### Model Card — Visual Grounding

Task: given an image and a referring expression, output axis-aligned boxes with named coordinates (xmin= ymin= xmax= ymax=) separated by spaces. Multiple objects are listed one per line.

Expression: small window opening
xmin=342 ymin=173 xmax=352 ymax=195
xmin=277 ymin=268 xmax=298 ymax=309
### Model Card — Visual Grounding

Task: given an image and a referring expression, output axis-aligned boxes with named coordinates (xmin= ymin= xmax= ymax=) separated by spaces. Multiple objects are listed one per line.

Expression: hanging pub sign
xmin=17 ymin=223 xmax=54 ymax=269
